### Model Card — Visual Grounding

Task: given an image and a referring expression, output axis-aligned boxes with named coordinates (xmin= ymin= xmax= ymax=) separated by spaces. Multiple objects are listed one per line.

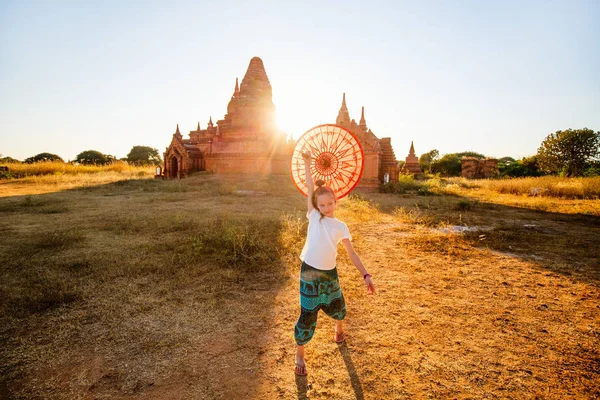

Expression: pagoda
xmin=400 ymin=141 xmax=422 ymax=175
xmin=163 ymin=57 xmax=291 ymax=178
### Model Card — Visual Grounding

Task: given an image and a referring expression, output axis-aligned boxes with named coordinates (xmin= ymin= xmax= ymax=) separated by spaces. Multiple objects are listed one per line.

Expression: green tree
xmin=24 ymin=153 xmax=64 ymax=163
xmin=126 ymin=146 xmax=161 ymax=165
xmin=537 ymin=128 xmax=600 ymax=176
xmin=418 ymin=149 xmax=439 ymax=174
xmin=499 ymin=157 xmax=516 ymax=165
xmin=498 ymin=157 xmax=516 ymax=176
xmin=583 ymin=160 xmax=600 ymax=176
xmin=500 ymin=156 xmax=541 ymax=177
xmin=520 ymin=155 xmax=542 ymax=177
xmin=430 ymin=153 xmax=462 ymax=176
xmin=0 ymin=156 xmax=21 ymax=163
xmin=74 ymin=150 xmax=111 ymax=165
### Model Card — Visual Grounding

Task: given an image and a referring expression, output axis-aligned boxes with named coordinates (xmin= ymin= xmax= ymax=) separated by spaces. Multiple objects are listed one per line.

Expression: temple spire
xmin=208 ymin=116 xmax=213 ymax=127
xmin=336 ymin=92 xmax=351 ymax=127
xmin=359 ymin=106 xmax=367 ymax=128
xmin=197 ymin=121 xmax=201 ymax=131
xmin=175 ymin=124 xmax=180 ymax=134
xmin=234 ymin=77 xmax=239 ymax=96
xmin=409 ymin=141 xmax=416 ymax=156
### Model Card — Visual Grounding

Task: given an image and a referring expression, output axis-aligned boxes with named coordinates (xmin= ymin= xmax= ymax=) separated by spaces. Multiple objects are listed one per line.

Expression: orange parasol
xmin=291 ymin=124 xmax=365 ymax=199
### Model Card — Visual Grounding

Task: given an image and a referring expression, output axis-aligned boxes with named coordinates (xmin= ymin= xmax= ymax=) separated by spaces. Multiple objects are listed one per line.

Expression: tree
xmin=430 ymin=153 xmax=462 ymax=176
xmin=500 ymin=156 xmax=541 ymax=177
xmin=537 ymin=128 xmax=600 ymax=177
xmin=24 ymin=153 xmax=64 ymax=163
xmin=75 ymin=150 xmax=110 ymax=165
xmin=499 ymin=157 xmax=516 ymax=165
xmin=520 ymin=155 xmax=542 ymax=177
xmin=584 ymin=161 xmax=600 ymax=177
xmin=418 ymin=149 xmax=439 ymax=174
xmin=126 ymin=146 xmax=161 ymax=165
xmin=0 ymin=156 xmax=21 ymax=163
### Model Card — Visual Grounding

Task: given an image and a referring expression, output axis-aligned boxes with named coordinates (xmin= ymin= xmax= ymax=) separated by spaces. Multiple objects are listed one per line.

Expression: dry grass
xmin=0 ymin=162 xmax=156 ymax=198
xmin=1 ymin=173 xmax=599 ymax=399
xmin=443 ymin=176 xmax=600 ymax=216
xmin=447 ymin=176 xmax=600 ymax=199
xmin=0 ymin=160 xmax=155 ymax=179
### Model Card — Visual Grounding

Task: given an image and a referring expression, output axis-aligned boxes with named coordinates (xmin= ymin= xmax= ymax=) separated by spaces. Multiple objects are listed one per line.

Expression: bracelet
xmin=363 ymin=273 xmax=371 ymax=280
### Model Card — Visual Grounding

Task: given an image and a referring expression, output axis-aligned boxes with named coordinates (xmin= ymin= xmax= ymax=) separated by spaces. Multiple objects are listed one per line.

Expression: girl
xmin=294 ymin=151 xmax=376 ymax=376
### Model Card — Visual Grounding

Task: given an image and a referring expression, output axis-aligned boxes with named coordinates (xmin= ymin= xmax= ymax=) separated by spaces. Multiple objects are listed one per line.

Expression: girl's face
xmin=316 ymin=193 xmax=336 ymax=217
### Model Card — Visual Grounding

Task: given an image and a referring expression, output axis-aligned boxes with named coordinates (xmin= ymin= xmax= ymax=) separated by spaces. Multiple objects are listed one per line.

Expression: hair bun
xmin=315 ymin=180 xmax=326 ymax=188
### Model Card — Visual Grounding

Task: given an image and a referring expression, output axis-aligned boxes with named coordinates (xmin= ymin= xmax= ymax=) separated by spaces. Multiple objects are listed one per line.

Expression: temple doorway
xmin=169 ymin=157 xmax=179 ymax=178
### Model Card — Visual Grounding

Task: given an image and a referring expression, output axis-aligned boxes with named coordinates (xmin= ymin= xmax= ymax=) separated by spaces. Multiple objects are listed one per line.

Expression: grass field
xmin=1 ymin=173 xmax=599 ymax=399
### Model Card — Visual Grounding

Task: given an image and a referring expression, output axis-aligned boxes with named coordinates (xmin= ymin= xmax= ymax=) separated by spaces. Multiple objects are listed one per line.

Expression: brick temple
xmin=163 ymin=57 xmax=400 ymax=187
xmin=461 ymin=157 xmax=499 ymax=179
xmin=333 ymin=93 xmax=399 ymax=187
xmin=163 ymin=57 xmax=290 ymax=178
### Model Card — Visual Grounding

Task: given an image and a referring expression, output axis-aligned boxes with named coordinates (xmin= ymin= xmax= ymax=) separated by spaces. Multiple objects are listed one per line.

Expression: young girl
xmin=294 ymin=151 xmax=376 ymax=376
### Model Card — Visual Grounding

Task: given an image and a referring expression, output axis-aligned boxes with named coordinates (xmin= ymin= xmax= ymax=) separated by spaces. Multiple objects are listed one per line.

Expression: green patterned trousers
xmin=294 ymin=262 xmax=347 ymax=345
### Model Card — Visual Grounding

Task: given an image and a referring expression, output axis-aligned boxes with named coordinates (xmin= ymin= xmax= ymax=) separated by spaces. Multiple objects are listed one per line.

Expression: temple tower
xmin=358 ymin=106 xmax=367 ymax=132
xmin=336 ymin=93 xmax=351 ymax=128
xmin=218 ymin=57 xmax=277 ymax=140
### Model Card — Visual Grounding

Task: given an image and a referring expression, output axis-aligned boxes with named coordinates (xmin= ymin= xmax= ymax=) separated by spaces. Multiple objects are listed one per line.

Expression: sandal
xmin=295 ymin=362 xmax=308 ymax=376
xmin=334 ymin=330 xmax=346 ymax=343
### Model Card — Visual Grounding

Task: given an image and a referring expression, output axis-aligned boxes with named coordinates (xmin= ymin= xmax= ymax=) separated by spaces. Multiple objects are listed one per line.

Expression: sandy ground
xmin=1 ymin=175 xmax=599 ymax=399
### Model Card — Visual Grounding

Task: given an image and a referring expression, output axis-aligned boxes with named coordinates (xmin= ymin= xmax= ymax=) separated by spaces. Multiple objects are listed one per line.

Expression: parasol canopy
xmin=291 ymin=124 xmax=364 ymax=199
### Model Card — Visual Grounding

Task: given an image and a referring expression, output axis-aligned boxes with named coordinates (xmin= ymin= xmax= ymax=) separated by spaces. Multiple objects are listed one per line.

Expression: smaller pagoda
xmin=400 ymin=141 xmax=422 ymax=176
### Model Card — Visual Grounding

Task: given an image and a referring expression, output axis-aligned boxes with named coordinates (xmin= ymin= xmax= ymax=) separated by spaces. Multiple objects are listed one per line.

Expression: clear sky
xmin=1 ymin=0 xmax=599 ymax=162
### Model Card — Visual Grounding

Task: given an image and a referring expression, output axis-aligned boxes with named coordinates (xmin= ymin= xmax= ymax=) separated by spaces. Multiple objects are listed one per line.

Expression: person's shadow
xmin=295 ymin=374 xmax=309 ymax=399
xmin=337 ymin=342 xmax=365 ymax=399
xmin=295 ymin=342 xmax=364 ymax=400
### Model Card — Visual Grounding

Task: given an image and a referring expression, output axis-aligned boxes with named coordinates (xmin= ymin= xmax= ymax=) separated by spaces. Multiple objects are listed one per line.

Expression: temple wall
xmin=205 ymin=154 xmax=289 ymax=175
xmin=211 ymin=141 xmax=264 ymax=153
xmin=461 ymin=157 xmax=499 ymax=179
xmin=358 ymin=153 xmax=381 ymax=188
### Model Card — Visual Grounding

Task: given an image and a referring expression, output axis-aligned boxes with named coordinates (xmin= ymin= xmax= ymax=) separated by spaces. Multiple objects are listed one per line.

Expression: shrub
xmin=455 ymin=200 xmax=475 ymax=211
xmin=190 ymin=217 xmax=281 ymax=270
xmin=380 ymin=175 xmax=426 ymax=194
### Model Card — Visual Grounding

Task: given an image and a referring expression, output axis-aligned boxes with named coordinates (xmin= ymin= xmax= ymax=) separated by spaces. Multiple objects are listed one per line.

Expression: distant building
xmin=461 ymin=157 xmax=499 ymax=179
xmin=400 ymin=141 xmax=423 ymax=176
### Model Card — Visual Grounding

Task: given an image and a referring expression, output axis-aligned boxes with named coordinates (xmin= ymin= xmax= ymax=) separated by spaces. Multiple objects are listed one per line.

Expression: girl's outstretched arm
xmin=302 ymin=151 xmax=314 ymax=214
xmin=342 ymin=238 xmax=375 ymax=294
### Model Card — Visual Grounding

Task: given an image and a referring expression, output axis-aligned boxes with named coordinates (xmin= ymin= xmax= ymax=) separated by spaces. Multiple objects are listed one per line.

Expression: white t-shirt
xmin=299 ymin=209 xmax=352 ymax=270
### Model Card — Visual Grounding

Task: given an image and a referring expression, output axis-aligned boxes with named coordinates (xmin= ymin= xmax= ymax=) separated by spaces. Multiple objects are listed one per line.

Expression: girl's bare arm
xmin=342 ymin=238 xmax=375 ymax=294
xmin=302 ymin=151 xmax=314 ymax=214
